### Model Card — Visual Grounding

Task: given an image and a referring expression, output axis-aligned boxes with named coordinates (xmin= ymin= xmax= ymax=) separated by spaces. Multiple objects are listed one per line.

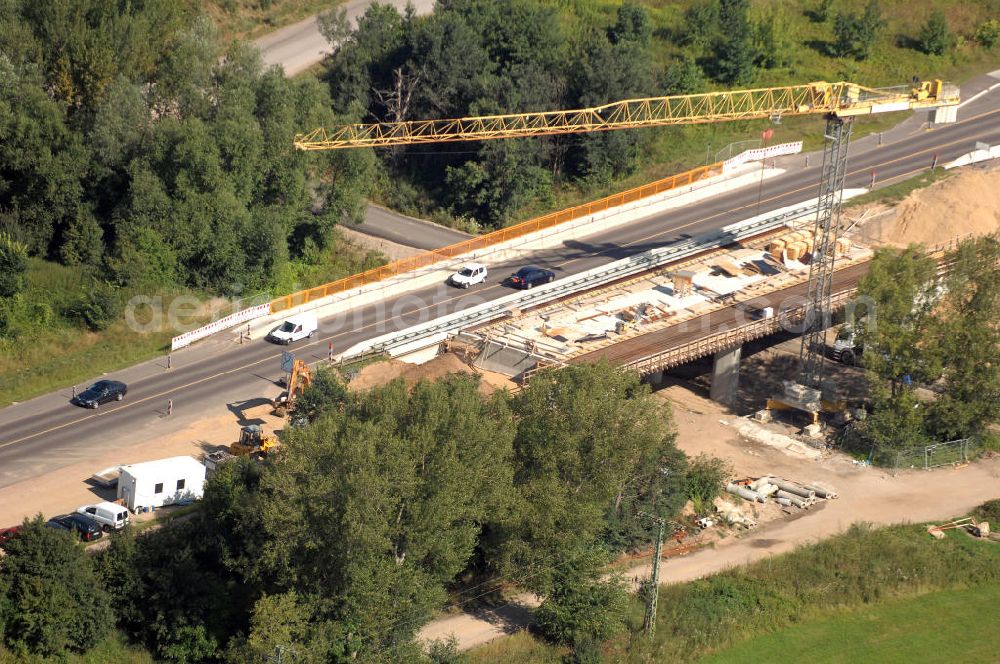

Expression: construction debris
xmin=724 ymin=475 xmax=837 ymax=515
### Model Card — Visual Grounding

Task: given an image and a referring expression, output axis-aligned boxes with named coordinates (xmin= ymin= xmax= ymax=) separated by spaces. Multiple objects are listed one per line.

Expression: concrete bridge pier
xmin=709 ymin=344 xmax=742 ymax=407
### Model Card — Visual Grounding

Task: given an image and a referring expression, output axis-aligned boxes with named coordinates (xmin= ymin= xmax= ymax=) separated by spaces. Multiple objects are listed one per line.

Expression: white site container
xmin=116 ymin=456 xmax=206 ymax=513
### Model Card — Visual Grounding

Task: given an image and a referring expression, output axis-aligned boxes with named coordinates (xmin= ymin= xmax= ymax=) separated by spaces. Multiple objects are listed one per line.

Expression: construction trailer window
xmin=176 ymin=479 xmax=185 ymax=491
xmin=154 ymin=482 xmax=163 ymax=494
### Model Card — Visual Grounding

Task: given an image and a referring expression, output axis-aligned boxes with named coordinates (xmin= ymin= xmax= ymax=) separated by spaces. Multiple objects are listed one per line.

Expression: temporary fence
xmin=170 ymin=303 xmax=270 ymax=351
xmin=722 ymin=141 xmax=803 ymax=173
xmin=891 ymin=437 xmax=977 ymax=471
xmin=269 ymin=161 xmax=724 ymax=313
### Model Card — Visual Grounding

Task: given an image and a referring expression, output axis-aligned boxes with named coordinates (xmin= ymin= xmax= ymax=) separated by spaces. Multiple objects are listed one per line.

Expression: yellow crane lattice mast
xmin=293 ymin=80 xmax=958 ymax=151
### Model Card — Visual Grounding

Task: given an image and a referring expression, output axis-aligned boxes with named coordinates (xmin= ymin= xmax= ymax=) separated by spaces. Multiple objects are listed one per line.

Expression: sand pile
xmin=347 ymin=352 xmax=516 ymax=395
xmin=883 ymin=168 xmax=1000 ymax=247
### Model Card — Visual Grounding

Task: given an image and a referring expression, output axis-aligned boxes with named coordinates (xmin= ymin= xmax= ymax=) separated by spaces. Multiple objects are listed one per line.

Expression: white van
xmin=77 ymin=501 xmax=130 ymax=532
xmin=267 ymin=312 xmax=318 ymax=344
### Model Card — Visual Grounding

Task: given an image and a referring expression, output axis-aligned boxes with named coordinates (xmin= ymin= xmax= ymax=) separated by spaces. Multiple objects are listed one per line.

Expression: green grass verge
xmin=701 ymin=583 xmax=1000 ymax=664
xmin=465 ymin=519 xmax=1000 ymax=663
xmin=0 ymin=631 xmax=154 ymax=664
xmin=0 ymin=232 xmax=384 ymax=407
xmin=845 ymin=167 xmax=954 ymax=207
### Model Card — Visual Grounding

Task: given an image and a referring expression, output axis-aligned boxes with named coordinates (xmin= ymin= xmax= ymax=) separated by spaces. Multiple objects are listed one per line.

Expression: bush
xmin=0 ymin=232 xmax=28 ymax=299
xmin=975 ymin=19 xmax=1000 ymax=48
xmin=685 ymin=454 xmax=730 ymax=514
xmin=68 ymin=282 xmax=123 ymax=331
xmin=534 ymin=573 xmax=629 ymax=648
xmin=917 ymin=10 xmax=952 ymax=55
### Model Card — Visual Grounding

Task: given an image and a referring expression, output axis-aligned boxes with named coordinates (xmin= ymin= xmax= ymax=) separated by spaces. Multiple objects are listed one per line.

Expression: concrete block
xmin=803 ymin=423 xmax=824 ymax=438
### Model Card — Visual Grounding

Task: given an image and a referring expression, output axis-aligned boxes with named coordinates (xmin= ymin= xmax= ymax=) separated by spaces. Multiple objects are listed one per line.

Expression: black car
xmin=46 ymin=514 xmax=103 ymax=542
xmin=71 ymin=380 xmax=127 ymax=409
xmin=509 ymin=266 xmax=556 ymax=289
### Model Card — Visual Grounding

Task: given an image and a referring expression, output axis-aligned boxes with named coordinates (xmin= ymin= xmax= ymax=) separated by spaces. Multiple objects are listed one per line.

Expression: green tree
xmin=713 ymin=0 xmax=756 ymax=85
xmin=856 ymin=246 xmax=942 ymax=396
xmin=975 ymin=19 xmax=1000 ymax=49
xmin=681 ymin=1 xmax=720 ymax=48
xmin=0 ymin=516 xmax=113 ymax=657
xmin=231 ymin=592 xmax=334 ymax=664
xmin=496 ymin=362 xmax=677 ymax=594
xmin=609 ymin=3 xmax=652 ymax=47
xmin=261 ymin=375 xmax=516 ymax=655
xmin=659 ymin=55 xmax=706 ymax=95
xmin=925 ymin=235 xmax=1000 ymax=440
xmin=59 ymin=208 xmax=104 ymax=266
xmin=832 ymin=0 xmax=884 ymax=60
xmin=293 ymin=367 xmax=348 ymax=423
xmin=812 ymin=0 xmax=837 ymax=23
xmin=755 ymin=6 xmax=792 ymax=69
xmin=0 ymin=232 xmax=28 ymax=299
xmin=853 ymin=246 xmax=941 ymax=451
xmin=918 ymin=9 xmax=952 ymax=55
xmin=862 ymin=384 xmax=930 ymax=451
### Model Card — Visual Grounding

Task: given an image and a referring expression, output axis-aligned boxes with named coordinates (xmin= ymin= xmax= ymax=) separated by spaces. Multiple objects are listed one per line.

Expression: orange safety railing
xmin=270 ymin=161 xmax=724 ymax=313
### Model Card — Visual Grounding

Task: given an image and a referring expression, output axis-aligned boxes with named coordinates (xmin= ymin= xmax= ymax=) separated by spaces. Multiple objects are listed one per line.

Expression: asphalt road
xmin=257 ymin=0 xmax=435 ymax=75
xmin=353 ymin=205 xmax=472 ymax=250
xmin=1 ymin=77 xmax=998 ymax=490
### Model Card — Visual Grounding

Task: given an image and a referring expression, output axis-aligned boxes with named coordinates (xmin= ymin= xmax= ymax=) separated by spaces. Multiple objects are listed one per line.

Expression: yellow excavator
xmin=273 ymin=359 xmax=313 ymax=417
xmin=229 ymin=424 xmax=280 ymax=459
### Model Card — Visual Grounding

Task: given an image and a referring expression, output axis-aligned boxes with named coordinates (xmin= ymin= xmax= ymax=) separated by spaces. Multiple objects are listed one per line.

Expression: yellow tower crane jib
xmin=293 ymin=80 xmax=959 ymax=151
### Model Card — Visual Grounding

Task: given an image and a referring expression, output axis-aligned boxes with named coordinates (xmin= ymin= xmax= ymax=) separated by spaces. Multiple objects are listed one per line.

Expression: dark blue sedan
xmin=509 ymin=266 xmax=556 ymax=289
xmin=71 ymin=380 xmax=127 ymax=409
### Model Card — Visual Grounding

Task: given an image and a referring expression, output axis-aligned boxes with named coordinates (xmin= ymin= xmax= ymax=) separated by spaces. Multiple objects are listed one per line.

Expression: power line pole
xmin=642 ymin=517 xmax=666 ymax=636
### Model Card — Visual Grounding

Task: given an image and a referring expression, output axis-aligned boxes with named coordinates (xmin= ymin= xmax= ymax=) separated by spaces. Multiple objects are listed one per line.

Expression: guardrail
xmin=620 ymin=289 xmax=858 ymax=376
xmin=270 ymin=161 xmax=723 ymax=313
xmin=337 ymin=201 xmax=822 ymax=361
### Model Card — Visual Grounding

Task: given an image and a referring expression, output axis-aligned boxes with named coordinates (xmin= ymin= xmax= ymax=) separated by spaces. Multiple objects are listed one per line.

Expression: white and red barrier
xmin=723 ymin=141 xmax=803 ymax=174
xmin=170 ymin=303 xmax=271 ymax=351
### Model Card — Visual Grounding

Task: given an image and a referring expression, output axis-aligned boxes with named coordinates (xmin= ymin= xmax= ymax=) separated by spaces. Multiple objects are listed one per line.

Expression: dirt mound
xmin=883 ymin=168 xmax=1000 ymax=247
xmin=347 ymin=352 xmax=516 ymax=395
xmin=347 ymin=358 xmax=410 ymax=391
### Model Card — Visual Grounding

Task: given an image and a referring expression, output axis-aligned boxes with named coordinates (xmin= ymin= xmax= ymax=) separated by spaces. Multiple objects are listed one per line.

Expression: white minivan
xmin=77 ymin=501 xmax=130 ymax=532
xmin=267 ymin=312 xmax=318 ymax=344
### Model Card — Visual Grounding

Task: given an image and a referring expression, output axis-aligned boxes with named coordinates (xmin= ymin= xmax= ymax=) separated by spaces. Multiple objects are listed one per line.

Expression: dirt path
xmin=417 ymin=378 xmax=1000 ymax=651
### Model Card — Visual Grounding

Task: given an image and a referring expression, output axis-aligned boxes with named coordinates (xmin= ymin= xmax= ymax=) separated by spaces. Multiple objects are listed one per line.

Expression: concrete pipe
xmin=775 ymin=490 xmax=809 ymax=508
xmin=775 ymin=497 xmax=794 ymax=507
xmin=750 ymin=476 xmax=773 ymax=491
xmin=773 ymin=480 xmax=815 ymax=500
xmin=756 ymin=483 xmax=779 ymax=498
xmin=727 ymin=483 xmax=765 ymax=503
xmin=804 ymin=484 xmax=839 ymax=499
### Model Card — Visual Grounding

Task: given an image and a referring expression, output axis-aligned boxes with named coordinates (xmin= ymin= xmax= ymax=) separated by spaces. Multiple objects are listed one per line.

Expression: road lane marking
xmin=4 ymin=115 xmax=1000 ymax=450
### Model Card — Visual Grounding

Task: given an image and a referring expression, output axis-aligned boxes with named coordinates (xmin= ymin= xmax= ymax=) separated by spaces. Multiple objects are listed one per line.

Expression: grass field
xmin=465 ymin=521 xmax=1000 ymax=663
xmin=701 ymin=583 xmax=1000 ymax=664
xmin=0 ymin=632 xmax=154 ymax=664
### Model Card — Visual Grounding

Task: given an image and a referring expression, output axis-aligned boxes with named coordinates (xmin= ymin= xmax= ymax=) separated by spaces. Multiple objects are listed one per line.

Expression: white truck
xmin=267 ymin=312 xmax=318 ymax=344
